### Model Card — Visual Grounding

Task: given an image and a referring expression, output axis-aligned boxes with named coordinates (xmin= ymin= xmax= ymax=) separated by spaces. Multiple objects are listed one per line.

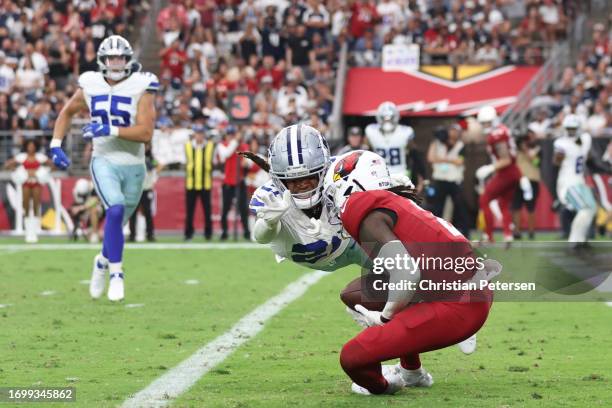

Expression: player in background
xmin=553 ymin=114 xmax=596 ymax=249
xmin=476 ymin=106 xmax=521 ymax=244
xmin=322 ymin=150 xmax=496 ymax=395
xmin=50 ymin=35 xmax=157 ymax=301
xmin=365 ymin=102 xmax=415 ymax=177
xmin=248 ymin=124 xmax=368 ymax=272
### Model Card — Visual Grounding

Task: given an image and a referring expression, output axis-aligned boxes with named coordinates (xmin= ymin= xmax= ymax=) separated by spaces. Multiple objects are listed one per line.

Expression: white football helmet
xmin=74 ymin=178 xmax=93 ymax=201
xmin=268 ymin=124 xmax=331 ymax=210
xmin=97 ymin=35 xmax=140 ymax=81
xmin=477 ymin=105 xmax=498 ymax=133
xmin=376 ymin=101 xmax=400 ymax=133
xmin=562 ymin=114 xmax=581 ymax=138
xmin=323 ymin=150 xmax=392 ymax=219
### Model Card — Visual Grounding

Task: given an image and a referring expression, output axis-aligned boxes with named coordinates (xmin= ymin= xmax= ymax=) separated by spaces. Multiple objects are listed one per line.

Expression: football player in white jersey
xmin=365 ymin=101 xmax=415 ymax=176
xmin=50 ymin=35 xmax=158 ymax=301
xmin=246 ymin=124 xmax=476 ymax=355
xmin=553 ymin=114 xmax=597 ymax=248
xmin=249 ymin=124 xmax=368 ymax=272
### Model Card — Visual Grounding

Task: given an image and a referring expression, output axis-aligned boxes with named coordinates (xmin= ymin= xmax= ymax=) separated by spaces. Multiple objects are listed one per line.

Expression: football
xmin=340 ymin=274 xmax=389 ymax=312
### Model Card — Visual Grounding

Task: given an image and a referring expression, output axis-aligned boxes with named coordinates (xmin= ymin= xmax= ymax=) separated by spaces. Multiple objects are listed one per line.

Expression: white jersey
xmin=251 ymin=180 xmax=350 ymax=270
xmin=365 ymin=123 xmax=414 ymax=175
xmin=554 ymin=133 xmax=592 ymax=201
xmin=79 ymin=71 xmax=159 ymax=165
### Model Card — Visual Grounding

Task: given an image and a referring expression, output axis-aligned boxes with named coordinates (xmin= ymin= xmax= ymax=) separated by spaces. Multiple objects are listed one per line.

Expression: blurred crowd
xmin=0 ymin=0 xmax=147 ymax=141
xmin=350 ymin=0 xmax=576 ymax=67
xmin=527 ymin=19 xmax=612 ymax=139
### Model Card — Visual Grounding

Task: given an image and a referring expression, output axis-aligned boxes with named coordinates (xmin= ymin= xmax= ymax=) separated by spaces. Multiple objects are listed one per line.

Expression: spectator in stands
xmin=15 ymin=57 xmax=44 ymax=98
xmin=512 ymin=132 xmax=541 ymax=240
xmin=303 ymin=0 xmax=330 ymax=38
xmin=286 ymin=24 xmax=314 ymax=68
xmin=239 ymin=23 xmax=260 ymax=62
xmin=586 ymin=102 xmax=608 ymax=136
xmin=277 ymin=71 xmax=308 ymax=117
xmin=77 ymin=41 xmax=98 ymax=74
xmin=160 ymin=39 xmax=188 ymax=81
xmin=426 ymin=125 xmax=469 ymax=237
xmin=217 ymin=126 xmax=251 ymax=240
xmin=202 ymin=96 xmax=228 ymax=129
xmin=336 ymin=126 xmax=368 ymax=155
xmin=184 ymin=124 xmax=215 ymax=241
xmin=353 ymin=34 xmax=381 ymax=66
xmin=376 ymin=0 xmax=405 ymax=36
xmin=0 ymin=51 xmax=15 ymax=94
xmin=474 ymin=41 xmax=501 ymax=66
xmin=349 ymin=0 xmax=379 ymax=40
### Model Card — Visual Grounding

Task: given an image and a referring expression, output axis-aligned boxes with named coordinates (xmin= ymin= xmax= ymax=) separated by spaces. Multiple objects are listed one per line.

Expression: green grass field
xmin=1 ymin=237 xmax=611 ymax=407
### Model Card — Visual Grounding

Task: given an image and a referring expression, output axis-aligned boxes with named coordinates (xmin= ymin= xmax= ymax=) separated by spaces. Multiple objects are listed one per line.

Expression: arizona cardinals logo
xmin=333 ymin=151 xmax=363 ymax=182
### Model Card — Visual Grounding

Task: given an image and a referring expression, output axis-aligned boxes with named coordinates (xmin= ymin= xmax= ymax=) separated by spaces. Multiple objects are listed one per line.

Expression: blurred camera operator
xmin=426 ymin=124 xmax=468 ymax=236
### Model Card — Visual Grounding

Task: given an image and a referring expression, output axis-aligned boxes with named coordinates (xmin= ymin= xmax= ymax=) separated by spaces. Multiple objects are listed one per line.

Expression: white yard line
xmin=121 ymin=270 xmax=328 ymax=408
xmin=0 ymin=243 xmax=265 ymax=251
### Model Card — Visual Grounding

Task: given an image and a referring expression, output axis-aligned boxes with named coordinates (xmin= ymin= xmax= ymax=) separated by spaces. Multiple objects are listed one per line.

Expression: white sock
xmin=569 ymin=209 xmax=595 ymax=242
xmin=109 ymin=262 xmax=123 ymax=275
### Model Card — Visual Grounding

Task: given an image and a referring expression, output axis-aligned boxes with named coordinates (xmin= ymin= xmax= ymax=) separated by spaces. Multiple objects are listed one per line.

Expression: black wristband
xmin=380 ymin=315 xmax=391 ymax=323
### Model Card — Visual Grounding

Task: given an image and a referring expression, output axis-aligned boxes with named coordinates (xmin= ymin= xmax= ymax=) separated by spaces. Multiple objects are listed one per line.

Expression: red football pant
xmin=340 ymin=296 xmax=492 ymax=394
xmin=479 ymin=165 xmax=521 ymax=240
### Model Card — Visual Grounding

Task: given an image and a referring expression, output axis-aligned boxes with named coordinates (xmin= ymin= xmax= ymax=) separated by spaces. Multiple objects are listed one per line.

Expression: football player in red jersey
xmin=476 ymin=106 xmax=522 ymax=243
xmin=323 ymin=150 xmax=496 ymax=395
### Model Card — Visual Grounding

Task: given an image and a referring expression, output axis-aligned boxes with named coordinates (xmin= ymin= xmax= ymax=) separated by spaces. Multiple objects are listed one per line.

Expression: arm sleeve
xmin=145 ymin=73 xmax=160 ymax=94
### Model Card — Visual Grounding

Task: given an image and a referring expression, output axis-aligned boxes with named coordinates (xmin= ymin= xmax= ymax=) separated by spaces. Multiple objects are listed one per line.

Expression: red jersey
xmin=341 ymin=190 xmax=479 ymax=301
xmin=221 ymin=141 xmax=249 ymax=186
xmin=161 ymin=48 xmax=187 ymax=79
xmin=349 ymin=2 xmax=378 ymax=38
xmin=486 ymin=124 xmax=516 ymax=163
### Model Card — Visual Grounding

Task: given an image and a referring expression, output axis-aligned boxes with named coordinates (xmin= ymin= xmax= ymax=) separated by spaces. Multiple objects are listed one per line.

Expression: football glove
xmin=254 ymin=189 xmax=292 ymax=227
xmin=50 ymin=147 xmax=71 ymax=170
xmin=82 ymin=123 xmax=118 ymax=139
xmin=345 ymin=306 xmax=368 ymax=328
xmin=354 ymin=304 xmax=388 ymax=327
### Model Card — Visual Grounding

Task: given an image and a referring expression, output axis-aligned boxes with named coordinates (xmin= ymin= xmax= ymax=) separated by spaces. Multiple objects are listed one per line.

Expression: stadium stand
xmin=0 ymin=0 xmax=610 ymax=238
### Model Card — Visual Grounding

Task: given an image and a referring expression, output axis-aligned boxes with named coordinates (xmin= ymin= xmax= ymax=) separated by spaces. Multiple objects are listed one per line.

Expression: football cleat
xmin=382 ymin=364 xmax=434 ymax=388
xmin=351 ymin=372 xmax=404 ymax=395
xmin=107 ymin=272 xmax=124 ymax=301
xmin=89 ymin=254 xmax=108 ymax=299
xmin=458 ymin=335 xmax=477 ymax=355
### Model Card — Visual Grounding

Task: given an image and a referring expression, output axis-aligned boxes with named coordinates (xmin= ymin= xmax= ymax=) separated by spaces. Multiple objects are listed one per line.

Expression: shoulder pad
xmin=139 ymin=71 xmax=160 ymax=93
xmin=78 ymin=71 xmax=104 ymax=89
